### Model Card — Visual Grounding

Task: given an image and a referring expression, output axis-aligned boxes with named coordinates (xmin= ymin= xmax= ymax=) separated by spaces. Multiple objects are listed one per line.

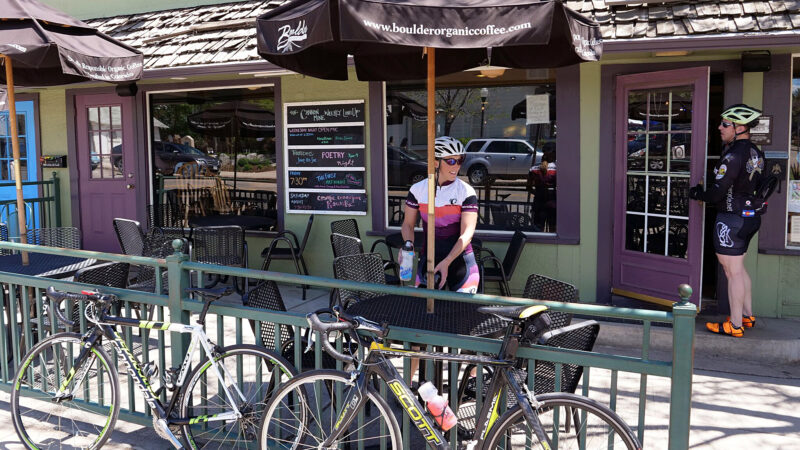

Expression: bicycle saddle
xmin=477 ymin=305 xmax=548 ymax=322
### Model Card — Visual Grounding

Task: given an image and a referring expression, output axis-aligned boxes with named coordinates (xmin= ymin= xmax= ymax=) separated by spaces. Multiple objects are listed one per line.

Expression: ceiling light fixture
xmin=475 ymin=65 xmax=507 ymax=78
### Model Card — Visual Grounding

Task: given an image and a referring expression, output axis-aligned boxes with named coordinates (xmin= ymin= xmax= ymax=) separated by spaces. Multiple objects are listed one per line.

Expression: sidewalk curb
xmin=593 ymin=319 xmax=800 ymax=364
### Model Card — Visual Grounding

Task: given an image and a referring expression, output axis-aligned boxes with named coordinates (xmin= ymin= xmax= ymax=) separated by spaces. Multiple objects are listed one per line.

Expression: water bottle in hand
xmin=399 ymin=240 xmax=414 ymax=281
xmin=418 ymin=381 xmax=457 ymax=431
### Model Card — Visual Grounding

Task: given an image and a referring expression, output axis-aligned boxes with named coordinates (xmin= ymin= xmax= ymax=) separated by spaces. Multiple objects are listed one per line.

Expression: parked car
xmin=387 ymin=145 xmax=427 ymax=186
xmin=460 ymin=139 xmax=542 ymax=185
xmin=152 ymin=141 xmax=221 ymax=175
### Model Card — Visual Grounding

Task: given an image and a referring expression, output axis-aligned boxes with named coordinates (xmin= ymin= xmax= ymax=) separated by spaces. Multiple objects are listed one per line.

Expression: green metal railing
xmin=0 ymin=241 xmax=695 ymax=449
xmin=0 ymin=172 xmax=62 ymax=235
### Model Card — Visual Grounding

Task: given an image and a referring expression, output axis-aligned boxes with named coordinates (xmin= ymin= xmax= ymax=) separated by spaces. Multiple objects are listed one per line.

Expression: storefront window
xmin=148 ymin=86 xmax=277 ymax=229
xmin=385 ymin=69 xmax=557 ymax=233
xmin=789 ymin=68 xmax=800 ymax=248
xmin=0 ymin=113 xmax=28 ymax=181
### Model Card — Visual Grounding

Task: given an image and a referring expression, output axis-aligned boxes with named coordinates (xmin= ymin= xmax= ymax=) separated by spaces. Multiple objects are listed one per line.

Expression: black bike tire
xmin=484 ymin=392 xmax=641 ymax=450
xmin=258 ymin=369 xmax=403 ymax=450
xmin=11 ymin=332 xmax=120 ymax=450
xmin=179 ymin=344 xmax=297 ymax=449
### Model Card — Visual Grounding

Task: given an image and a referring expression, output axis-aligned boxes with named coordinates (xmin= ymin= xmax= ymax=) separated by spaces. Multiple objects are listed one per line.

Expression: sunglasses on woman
xmin=440 ymin=157 xmax=465 ymax=166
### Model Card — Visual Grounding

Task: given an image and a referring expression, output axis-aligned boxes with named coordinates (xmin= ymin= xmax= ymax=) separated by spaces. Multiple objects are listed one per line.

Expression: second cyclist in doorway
xmin=690 ymin=104 xmax=768 ymax=337
xmin=401 ymin=136 xmax=480 ymax=293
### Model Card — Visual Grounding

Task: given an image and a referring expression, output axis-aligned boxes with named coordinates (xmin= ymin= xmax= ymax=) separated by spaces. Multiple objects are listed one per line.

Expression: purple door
xmin=76 ymin=94 xmax=137 ymax=253
xmin=612 ymin=67 xmax=709 ymax=307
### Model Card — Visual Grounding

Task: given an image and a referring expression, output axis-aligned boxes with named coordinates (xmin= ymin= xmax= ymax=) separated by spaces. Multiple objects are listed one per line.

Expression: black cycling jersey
xmin=700 ymin=138 xmax=766 ymax=216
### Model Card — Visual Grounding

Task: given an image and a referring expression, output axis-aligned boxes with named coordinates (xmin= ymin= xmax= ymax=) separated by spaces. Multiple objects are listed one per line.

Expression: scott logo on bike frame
xmin=387 ymin=380 xmax=442 ymax=445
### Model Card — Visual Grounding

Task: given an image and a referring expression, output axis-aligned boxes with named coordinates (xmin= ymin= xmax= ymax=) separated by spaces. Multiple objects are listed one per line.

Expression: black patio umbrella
xmin=386 ymin=93 xmax=427 ymax=125
xmin=257 ymin=0 xmax=601 ymax=309
xmin=187 ymin=101 xmax=276 ymax=189
xmin=1 ymin=0 xmax=143 ymax=262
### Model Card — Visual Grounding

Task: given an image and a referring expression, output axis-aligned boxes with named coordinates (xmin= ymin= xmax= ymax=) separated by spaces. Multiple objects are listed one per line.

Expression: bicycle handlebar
xmin=306 ymin=307 xmax=389 ymax=364
xmin=46 ymin=286 xmax=116 ymax=329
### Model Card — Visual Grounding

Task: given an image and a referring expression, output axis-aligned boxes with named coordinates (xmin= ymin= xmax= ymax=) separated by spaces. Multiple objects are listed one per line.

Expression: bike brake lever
xmin=304 ymin=329 xmax=314 ymax=354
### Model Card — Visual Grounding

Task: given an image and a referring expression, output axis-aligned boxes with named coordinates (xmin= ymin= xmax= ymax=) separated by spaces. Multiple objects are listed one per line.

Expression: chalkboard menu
xmin=284 ymin=100 xmax=367 ymax=214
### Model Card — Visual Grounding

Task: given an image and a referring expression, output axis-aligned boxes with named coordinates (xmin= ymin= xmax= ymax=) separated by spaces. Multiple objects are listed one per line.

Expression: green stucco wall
xmin=40 ymin=0 xmax=250 ymax=20
xmin=38 ymin=89 xmax=72 ymax=227
xmin=245 ymin=71 xmax=372 ymax=278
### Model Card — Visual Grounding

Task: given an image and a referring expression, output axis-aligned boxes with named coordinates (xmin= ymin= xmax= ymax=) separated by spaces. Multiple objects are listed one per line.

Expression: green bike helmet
xmin=721 ymin=104 xmax=762 ymax=128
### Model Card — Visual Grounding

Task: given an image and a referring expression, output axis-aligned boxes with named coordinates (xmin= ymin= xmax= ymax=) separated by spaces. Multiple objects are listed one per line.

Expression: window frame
xmin=368 ymin=65 xmax=581 ymax=244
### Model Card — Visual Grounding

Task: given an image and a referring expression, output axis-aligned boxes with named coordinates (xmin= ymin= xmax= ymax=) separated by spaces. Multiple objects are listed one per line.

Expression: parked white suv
xmin=460 ymin=139 xmax=542 ymax=185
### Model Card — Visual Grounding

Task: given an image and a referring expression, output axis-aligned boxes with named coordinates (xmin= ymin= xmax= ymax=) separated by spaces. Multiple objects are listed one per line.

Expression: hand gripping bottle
xmin=399 ymin=240 xmax=414 ymax=281
xmin=418 ymin=381 xmax=457 ymax=431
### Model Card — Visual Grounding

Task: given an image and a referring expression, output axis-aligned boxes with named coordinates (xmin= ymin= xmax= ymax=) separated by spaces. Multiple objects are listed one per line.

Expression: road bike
xmin=11 ymin=286 xmax=296 ymax=449
xmin=259 ymin=304 xmax=641 ymax=449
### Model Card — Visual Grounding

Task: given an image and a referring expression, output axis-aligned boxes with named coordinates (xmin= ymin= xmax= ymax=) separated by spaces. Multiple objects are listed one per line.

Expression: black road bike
xmin=11 ymin=286 xmax=296 ymax=449
xmin=259 ymin=304 xmax=641 ymax=449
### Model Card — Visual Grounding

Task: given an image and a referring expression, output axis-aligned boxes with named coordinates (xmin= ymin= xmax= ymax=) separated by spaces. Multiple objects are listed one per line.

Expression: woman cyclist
xmin=400 ymin=136 xmax=480 ymax=293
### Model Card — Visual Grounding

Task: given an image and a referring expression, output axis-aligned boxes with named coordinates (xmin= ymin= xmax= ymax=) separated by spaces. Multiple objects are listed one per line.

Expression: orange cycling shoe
xmin=726 ymin=315 xmax=755 ymax=328
xmin=706 ymin=320 xmax=744 ymax=337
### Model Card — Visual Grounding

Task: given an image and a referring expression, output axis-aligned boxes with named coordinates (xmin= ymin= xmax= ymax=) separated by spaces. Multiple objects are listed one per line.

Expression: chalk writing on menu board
xmin=288 ymin=170 xmax=364 ymax=190
xmin=289 ymin=192 xmax=368 ymax=212
xmin=288 ymin=148 xmax=365 ymax=167
xmin=285 ymin=100 xmax=367 ymax=214
xmin=287 ymin=104 xmax=364 ymax=125
xmin=288 ymin=126 xmax=364 ymax=146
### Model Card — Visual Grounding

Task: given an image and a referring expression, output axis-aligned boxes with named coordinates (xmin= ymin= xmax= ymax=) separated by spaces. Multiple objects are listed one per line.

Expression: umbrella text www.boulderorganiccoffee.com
xmin=362 ymin=20 xmax=532 ymax=38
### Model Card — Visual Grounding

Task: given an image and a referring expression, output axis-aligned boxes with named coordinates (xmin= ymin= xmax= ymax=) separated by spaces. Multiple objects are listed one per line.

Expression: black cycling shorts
xmin=713 ymin=212 xmax=761 ymax=256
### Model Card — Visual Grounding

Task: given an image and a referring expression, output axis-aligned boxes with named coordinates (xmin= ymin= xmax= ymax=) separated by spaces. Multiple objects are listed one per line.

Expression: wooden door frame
xmin=611 ymin=66 xmax=709 ymax=306
xmin=67 ymin=87 xmax=146 ymax=231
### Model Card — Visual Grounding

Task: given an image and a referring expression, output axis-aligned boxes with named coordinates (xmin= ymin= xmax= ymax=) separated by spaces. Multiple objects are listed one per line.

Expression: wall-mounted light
xmin=652 ymin=50 xmax=691 ymax=57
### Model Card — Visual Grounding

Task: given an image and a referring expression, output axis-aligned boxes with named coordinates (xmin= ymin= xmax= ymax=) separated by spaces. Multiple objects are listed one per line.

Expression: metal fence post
xmin=166 ymin=239 xmax=190 ymax=369
xmin=51 ymin=171 xmax=61 ymax=227
xmin=669 ymin=284 xmax=696 ymax=450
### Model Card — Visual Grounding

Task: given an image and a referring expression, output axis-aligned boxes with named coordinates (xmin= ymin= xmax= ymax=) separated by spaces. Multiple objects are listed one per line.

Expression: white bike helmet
xmin=434 ymin=136 xmax=465 ymax=159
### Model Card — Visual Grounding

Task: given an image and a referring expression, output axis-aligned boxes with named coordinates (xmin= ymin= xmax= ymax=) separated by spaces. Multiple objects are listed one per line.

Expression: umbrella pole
xmin=2 ymin=56 xmax=29 ymax=265
xmin=426 ymin=47 xmax=436 ymax=314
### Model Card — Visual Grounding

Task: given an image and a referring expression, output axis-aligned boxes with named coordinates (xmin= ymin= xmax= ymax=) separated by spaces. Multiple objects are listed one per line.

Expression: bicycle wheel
xmin=259 ymin=369 xmax=402 ymax=450
xmin=11 ymin=333 xmax=120 ymax=450
xmin=485 ymin=392 xmax=641 ymax=450
xmin=180 ymin=344 xmax=297 ymax=449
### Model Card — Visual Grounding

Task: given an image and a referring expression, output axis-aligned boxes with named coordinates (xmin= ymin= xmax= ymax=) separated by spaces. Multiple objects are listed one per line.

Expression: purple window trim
xmin=756 ymin=53 xmax=791 ymax=253
xmin=596 ymin=59 xmax=743 ymax=304
xmin=66 ymin=78 xmax=284 ymax=233
xmin=368 ymin=65 xmax=582 ymax=245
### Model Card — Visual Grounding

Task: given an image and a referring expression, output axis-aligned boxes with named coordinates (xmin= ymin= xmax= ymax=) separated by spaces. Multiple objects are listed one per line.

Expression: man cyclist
xmin=689 ymin=104 xmax=766 ymax=337
xmin=401 ymin=136 xmax=480 ymax=293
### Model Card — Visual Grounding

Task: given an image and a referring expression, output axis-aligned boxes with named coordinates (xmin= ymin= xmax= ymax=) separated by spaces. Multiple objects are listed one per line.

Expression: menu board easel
xmin=284 ymin=100 xmax=367 ymax=214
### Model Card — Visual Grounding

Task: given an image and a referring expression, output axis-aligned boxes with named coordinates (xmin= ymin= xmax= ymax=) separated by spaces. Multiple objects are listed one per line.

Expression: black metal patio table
xmin=0 ymin=253 xmax=97 ymax=279
xmin=188 ymin=214 xmax=276 ymax=231
xmin=345 ymin=293 xmax=503 ymax=336
xmin=345 ymin=293 xmax=505 ymax=389
xmin=385 ymin=231 xmax=483 ymax=255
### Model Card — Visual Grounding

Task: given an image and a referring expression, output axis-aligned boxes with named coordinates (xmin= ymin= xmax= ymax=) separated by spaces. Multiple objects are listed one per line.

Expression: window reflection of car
xmin=627 ymin=134 xmax=687 ymax=171
xmin=387 ymin=145 xmax=427 ymax=186
xmin=460 ymin=139 xmax=542 ymax=185
xmin=153 ymin=141 xmax=221 ymax=175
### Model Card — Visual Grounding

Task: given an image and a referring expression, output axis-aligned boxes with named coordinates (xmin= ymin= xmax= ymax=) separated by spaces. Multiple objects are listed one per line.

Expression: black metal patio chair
xmin=242 ymin=280 xmax=341 ymax=371
xmin=261 ymin=215 xmax=314 ymax=300
xmin=330 ymin=218 xmax=399 ymax=283
xmin=26 ymin=227 xmax=81 ymax=249
xmin=522 ymin=273 xmax=579 ymax=330
xmin=478 ymin=230 xmax=526 ymax=295
xmin=331 ymin=252 xmax=387 ymax=309
xmin=0 ymin=222 xmax=10 ymax=255
xmin=191 ymin=225 xmax=247 ymax=291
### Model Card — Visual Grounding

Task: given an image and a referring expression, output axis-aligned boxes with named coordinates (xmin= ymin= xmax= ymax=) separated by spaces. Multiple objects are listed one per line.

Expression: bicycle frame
xmin=54 ymin=313 xmax=248 ymax=429
xmin=323 ymin=338 xmax=552 ymax=450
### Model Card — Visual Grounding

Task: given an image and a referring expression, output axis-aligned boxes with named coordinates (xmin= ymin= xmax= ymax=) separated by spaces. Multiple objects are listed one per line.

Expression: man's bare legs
xmin=716 ymin=253 xmax=750 ymax=327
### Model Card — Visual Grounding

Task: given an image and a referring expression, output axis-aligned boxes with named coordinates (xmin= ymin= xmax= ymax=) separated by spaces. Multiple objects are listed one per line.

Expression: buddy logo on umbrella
xmin=278 ymin=21 xmax=309 ymax=53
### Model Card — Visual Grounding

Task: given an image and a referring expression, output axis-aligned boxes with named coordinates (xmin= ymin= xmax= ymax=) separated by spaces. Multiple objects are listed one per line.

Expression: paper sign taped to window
xmin=526 ymin=94 xmax=550 ymax=125
xmin=791 ymin=215 xmax=800 ymax=244
xmin=0 ymin=89 xmax=7 ymax=112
